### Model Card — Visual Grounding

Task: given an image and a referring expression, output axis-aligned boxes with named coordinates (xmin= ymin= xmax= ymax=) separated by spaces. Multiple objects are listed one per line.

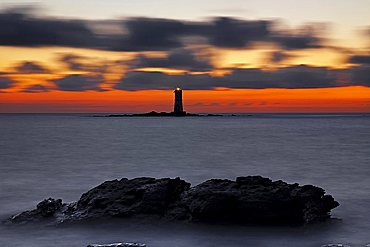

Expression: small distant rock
xmin=321 ymin=244 xmax=351 ymax=247
xmin=97 ymin=111 xmax=202 ymax=117
xmin=87 ymin=243 xmax=146 ymax=247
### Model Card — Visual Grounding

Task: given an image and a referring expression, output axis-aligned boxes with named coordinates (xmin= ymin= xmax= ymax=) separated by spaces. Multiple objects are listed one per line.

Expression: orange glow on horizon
xmin=1 ymin=86 xmax=369 ymax=113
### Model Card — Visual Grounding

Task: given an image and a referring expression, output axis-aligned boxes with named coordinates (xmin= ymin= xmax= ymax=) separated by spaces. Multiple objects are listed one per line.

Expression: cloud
xmin=0 ymin=76 xmax=14 ymax=89
xmin=202 ymin=17 xmax=271 ymax=48
xmin=349 ymin=55 xmax=370 ymax=65
xmin=59 ymin=54 xmax=118 ymax=74
xmin=111 ymin=17 xmax=189 ymax=51
xmin=21 ymin=84 xmax=49 ymax=92
xmin=60 ymin=54 xmax=84 ymax=71
xmin=269 ymin=51 xmax=291 ymax=63
xmin=270 ymin=65 xmax=337 ymax=88
xmin=134 ymin=49 xmax=212 ymax=71
xmin=350 ymin=65 xmax=370 ymax=86
xmin=216 ymin=65 xmax=337 ymax=89
xmin=114 ymin=71 xmax=184 ymax=91
xmin=53 ymin=74 xmax=103 ymax=91
xmin=0 ymin=8 xmax=325 ymax=52
xmin=114 ymin=65 xmax=348 ymax=91
xmin=272 ymin=34 xmax=321 ymax=50
xmin=0 ymin=8 xmax=100 ymax=48
xmin=114 ymin=17 xmax=322 ymax=50
xmin=15 ymin=61 xmax=48 ymax=73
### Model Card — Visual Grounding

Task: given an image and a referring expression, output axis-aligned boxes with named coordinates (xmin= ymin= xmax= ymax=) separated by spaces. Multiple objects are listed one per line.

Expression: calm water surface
xmin=0 ymin=114 xmax=369 ymax=247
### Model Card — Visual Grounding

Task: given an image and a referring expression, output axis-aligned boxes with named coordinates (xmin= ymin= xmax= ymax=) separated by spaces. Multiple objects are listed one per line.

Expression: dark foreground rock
xmin=7 ymin=176 xmax=339 ymax=225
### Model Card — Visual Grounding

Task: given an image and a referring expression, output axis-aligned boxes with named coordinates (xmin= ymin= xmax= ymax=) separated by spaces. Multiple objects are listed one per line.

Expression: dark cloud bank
xmin=115 ymin=65 xmax=370 ymax=91
xmin=53 ymin=75 xmax=103 ymax=91
xmin=350 ymin=55 xmax=370 ymax=65
xmin=0 ymin=77 xmax=14 ymax=90
xmin=21 ymin=84 xmax=49 ymax=93
xmin=0 ymin=9 xmax=99 ymax=49
xmin=0 ymin=8 xmax=369 ymax=91
xmin=134 ymin=49 xmax=212 ymax=71
xmin=15 ymin=61 xmax=48 ymax=73
xmin=4 ymin=63 xmax=363 ymax=92
xmin=4 ymin=60 xmax=356 ymax=91
xmin=0 ymin=8 xmax=322 ymax=51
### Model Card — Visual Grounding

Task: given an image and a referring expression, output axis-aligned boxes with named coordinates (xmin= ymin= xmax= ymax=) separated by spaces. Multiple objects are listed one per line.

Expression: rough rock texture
xmin=75 ymin=177 xmax=190 ymax=220
xmin=7 ymin=176 xmax=339 ymax=225
xmin=9 ymin=198 xmax=63 ymax=224
xmin=181 ymin=177 xmax=339 ymax=224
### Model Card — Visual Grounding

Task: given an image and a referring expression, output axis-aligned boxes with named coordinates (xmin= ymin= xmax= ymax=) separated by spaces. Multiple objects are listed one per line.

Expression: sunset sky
xmin=0 ymin=0 xmax=369 ymax=113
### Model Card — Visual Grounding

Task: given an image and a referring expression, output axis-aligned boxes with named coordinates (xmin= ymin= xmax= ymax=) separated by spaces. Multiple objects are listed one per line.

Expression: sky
xmin=0 ymin=0 xmax=369 ymax=113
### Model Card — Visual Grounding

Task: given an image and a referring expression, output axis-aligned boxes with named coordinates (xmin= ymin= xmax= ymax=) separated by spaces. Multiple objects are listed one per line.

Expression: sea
xmin=0 ymin=113 xmax=369 ymax=247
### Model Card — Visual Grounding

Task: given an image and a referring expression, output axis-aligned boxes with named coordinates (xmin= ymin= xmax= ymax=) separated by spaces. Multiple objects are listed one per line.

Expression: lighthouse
xmin=173 ymin=87 xmax=185 ymax=115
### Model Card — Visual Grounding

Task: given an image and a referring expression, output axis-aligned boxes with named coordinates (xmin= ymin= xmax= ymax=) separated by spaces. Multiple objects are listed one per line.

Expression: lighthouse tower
xmin=173 ymin=87 xmax=185 ymax=115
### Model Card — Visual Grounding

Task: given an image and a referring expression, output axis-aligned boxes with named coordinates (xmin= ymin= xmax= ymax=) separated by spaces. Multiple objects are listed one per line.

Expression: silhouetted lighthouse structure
xmin=173 ymin=87 xmax=185 ymax=115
